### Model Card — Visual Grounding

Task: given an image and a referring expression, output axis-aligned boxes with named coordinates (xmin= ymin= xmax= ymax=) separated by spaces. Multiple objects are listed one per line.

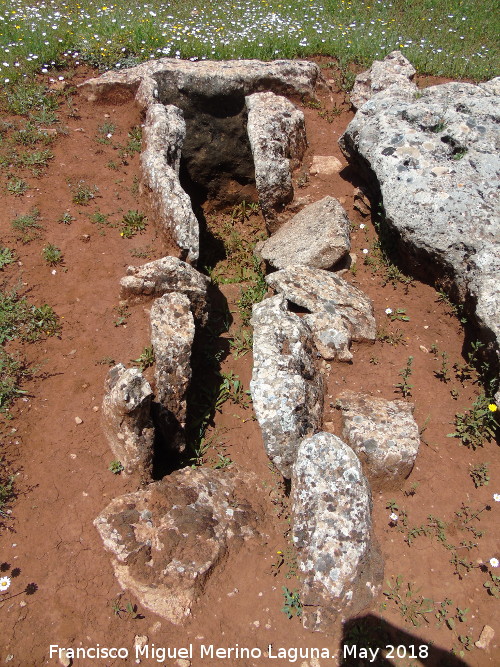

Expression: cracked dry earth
xmin=0 ymin=63 xmax=499 ymax=667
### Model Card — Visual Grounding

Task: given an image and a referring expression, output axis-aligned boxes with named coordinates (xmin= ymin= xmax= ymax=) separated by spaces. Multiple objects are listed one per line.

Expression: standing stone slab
xmin=250 ymin=295 xmax=323 ymax=478
xmin=292 ymin=432 xmax=383 ymax=632
xmin=337 ymin=391 xmax=420 ymax=491
xmin=101 ymin=364 xmax=154 ymax=482
xmin=141 ymin=103 xmax=199 ymax=264
xmin=350 ymin=51 xmax=416 ymax=110
xmin=340 ymin=76 xmax=500 ymax=386
xmin=246 ymin=92 xmax=307 ymax=229
xmin=255 ymin=196 xmax=351 ymax=270
xmin=266 ymin=266 xmax=376 ymax=361
xmin=150 ymin=292 xmax=195 ymax=452
xmin=94 ymin=468 xmax=263 ymax=625
xmin=120 ymin=255 xmax=209 ymax=324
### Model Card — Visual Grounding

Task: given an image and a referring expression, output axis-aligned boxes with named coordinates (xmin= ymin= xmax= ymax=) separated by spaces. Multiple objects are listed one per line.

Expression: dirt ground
xmin=0 ymin=62 xmax=499 ymax=667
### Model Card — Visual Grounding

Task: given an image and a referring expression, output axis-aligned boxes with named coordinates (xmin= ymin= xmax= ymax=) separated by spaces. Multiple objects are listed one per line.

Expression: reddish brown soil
xmin=0 ymin=63 xmax=499 ymax=667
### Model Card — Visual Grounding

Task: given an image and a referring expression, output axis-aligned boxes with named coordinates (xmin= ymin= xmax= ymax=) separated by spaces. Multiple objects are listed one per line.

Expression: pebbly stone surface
xmin=79 ymin=58 xmax=320 ymax=109
xmin=266 ymin=266 xmax=376 ymax=360
xmin=292 ymin=432 xmax=383 ymax=632
xmin=350 ymin=51 xmax=416 ymax=110
xmin=336 ymin=391 xmax=420 ymax=491
xmin=255 ymin=196 xmax=351 ymax=270
xmin=250 ymin=294 xmax=323 ymax=478
xmin=120 ymin=255 xmax=209 ymax=324
xmin=141 ymin=103 xmax=199 ymax=264
xmin=340 ymin=75 xmax=500 ymax=385
xmin=94 ymin=467 xmax=263 ymax=625
xmin=150 ymin=292 xmax=195 ymax=452
xmin=101 ymin=364 xmax=154 ymax=482
xmin=246 ymin=92 xmax=307 ymax=229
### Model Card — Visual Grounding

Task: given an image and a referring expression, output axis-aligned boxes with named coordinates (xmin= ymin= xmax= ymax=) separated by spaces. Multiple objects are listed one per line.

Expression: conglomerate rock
xmin=250 ymin=295 xmax=323 ymax=478
xmin=292 ymin=432 xmax=383 ymax=632
xmin=337 ymin=391 xmax=420 ymax=491
xmin=94 ymin=467 xmax=263 ymax=625
xmin=266 ymin=266 xmax=376 ymax=361
xmin=255 ymin=196 xmax=351 ymax=270
xmin=120 ymin=255 xmax=209 ymax=324
xmin=150 ymin=292 xmax=195 ymax=452
xmin=141 ymin=103 xmax=199 ymax=264
xmin=245 ymin=91 xmax=307 ymax=228
xmin=101 ymin=364 xmax=154 ymax=482
xmin=350 ymin=50 xmax=416 ymax=110
xmin=340 ymin=75 xmax=500 ymax=389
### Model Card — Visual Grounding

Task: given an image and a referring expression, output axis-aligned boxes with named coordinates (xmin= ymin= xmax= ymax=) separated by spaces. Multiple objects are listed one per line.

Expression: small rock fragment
xmin=74 ymin=417 xmax=83 ymax=425
xmin=475 ymin=625 xmax=494 ymax=650
xmin=309 ymin=155 xmax=343 ymax=175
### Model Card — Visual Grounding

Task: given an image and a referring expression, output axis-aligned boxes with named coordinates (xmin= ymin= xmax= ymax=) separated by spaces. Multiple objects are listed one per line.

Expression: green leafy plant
xmin=125 ymin=126 xmax=142 ymax=154
xmin=376 ymin=327 xmax=405 ymax=346
xmin=11 ymin=208 xmax=43 ymax=243
xmin=72 ymin=181 xmax=98 ymax=205
xmin=383 ymin=575 xmax=434 ymax=627
xmin=7 ymin=177 xmax=28 ymax=196
xmin=484 ymin=571 xmax=500 ymax=598
xmin=0 ymin=349 xmax=30 ymax=414
xmin=395 ymin=356 xmax=414 ymax=398
xmin=42 ymin=244 xmax=63 ymax=266
xmin=131 ymin=345 xmax=155 ymax=370
xmin=281 ymin=587 xmax=302 ymax=619
xmin=0 ymin=247 xmax=15 ymax=270
xmin=470 ymin=462 xmax=490 ymax=488
xmin=113 ymin=304 xmax=129 ymax=327
xmin=120 ymin=210 xmax=147 ymax=238
xmin=448 ymin=395 xmax=497 ymax=449
xmin=435 ymin=351 xmax=451 ymax=382
xmin=58 ymin=211 xmax=74 ymax=225
xmin=229 ymin=327 xmax=253 ymax=358
xmin=389 ymin=308 xmax=410 ymax=322
xmin=108 ymin=460 xmax=124 ymax=474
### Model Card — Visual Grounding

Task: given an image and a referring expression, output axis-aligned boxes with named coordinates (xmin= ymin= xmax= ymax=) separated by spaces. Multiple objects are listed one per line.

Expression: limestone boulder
xmin=256 ymin=196 xmax=350 ymax=270
xmin=266 ymin=266 xmax=376 ymax=360
xmin=340 ymin=76 xmax=500 ymax=385
xmin=336 ymin=391 xmax=420 ymax=491
xmin=141 ymin=103 xmax=199 ymax=264
xmin=94 ymin=467 xmax=263 ymax=624
xmin=120 ymin=255 xmax=209 ymax=324
xmin=250 ymin=295 xmax=323 ymax=478
xmin=246 ymin=92 xmax=307 ymax=229
xmin=150 ymin=292 xmax=195 ymax=452
xmin=292 ymin=432 xmax=383 ymax=632
xmin=101 ymin=364 xmax=154 ymax=482
xmin=350 ymin=50 xmax=417 ymax=110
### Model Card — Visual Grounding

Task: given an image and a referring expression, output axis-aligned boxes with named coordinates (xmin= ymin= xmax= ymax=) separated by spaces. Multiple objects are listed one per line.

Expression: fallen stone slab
xmin=309 ymin=155 xmax=343 ymax=175
xmin=340 ymin=75 xmax=500 ymax=389
xmin=250 ymin=294 xmax=323 ymax=478
xmin=246 ymin=92 xmax=307 ymax=228
xmin=94 ymin=467 xmax=263 ymax=625
xmin=350 ymin=50 xmax=416 ymax=110
xmin=336 ymin=391 xmax=420 ymax=491
xmin=141 ymin=103 xmax=199 ymax=264
xmin=79 ymin=58 xmax=320 ymax=109
xmin=120 ymin=255 xmax=209 ymax=324
xmin=255 ymin=196 xmax=350 ymax=270
xmin=101 ymin=364 xmax=154 ymax=482
xmin=150 ymin=292 xmax=195 ymax=452
xmin=292 ymin=432 xmax=383 ymax=632
xmin=266 ymin=266 xmax=376 ymax=360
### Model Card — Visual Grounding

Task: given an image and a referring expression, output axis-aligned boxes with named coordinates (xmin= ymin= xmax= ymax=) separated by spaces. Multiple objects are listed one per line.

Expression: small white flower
xmin=390 ymin=513 xmax=398 ymax=522
xmin=58 ymin=76 xmax=64 ymax=81
xmin=385 ymin=308 xmax=393 ymax=315
xmin=493 ymin=493 xmax=500 ymax=502
xmin=0 ymin=577 xmax=11 ymax=592
xmin=106 ymin=133 xmax=112 ymax=138
xmin=359 ymin=223 xmax=366 ymax=229
xmin=490 ymin=558 xmax=499 ymax=568
xmin=362 ymin=248 xmax=369 ymax=254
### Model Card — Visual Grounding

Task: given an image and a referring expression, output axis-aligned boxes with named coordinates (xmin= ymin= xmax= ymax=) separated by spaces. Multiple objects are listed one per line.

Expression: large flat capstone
xmin=292 ymin=432 xmax=383 ymax=632
xmin=340 ymin=73 xmax=500 ymax=392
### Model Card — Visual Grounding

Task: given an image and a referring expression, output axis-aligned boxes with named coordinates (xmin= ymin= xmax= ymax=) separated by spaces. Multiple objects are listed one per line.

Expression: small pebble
xmin=75 ymin=417 xmax=83 ymax=425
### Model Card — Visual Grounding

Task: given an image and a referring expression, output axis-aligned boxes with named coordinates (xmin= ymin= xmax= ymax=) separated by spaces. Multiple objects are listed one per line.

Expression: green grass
xmin=11 ymin=208 xmax=43 ymax=243
xmin=0 ymin=287 xmax=60 ymax=343
xmin=0 ymin=1 xmax=497 ymax=88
